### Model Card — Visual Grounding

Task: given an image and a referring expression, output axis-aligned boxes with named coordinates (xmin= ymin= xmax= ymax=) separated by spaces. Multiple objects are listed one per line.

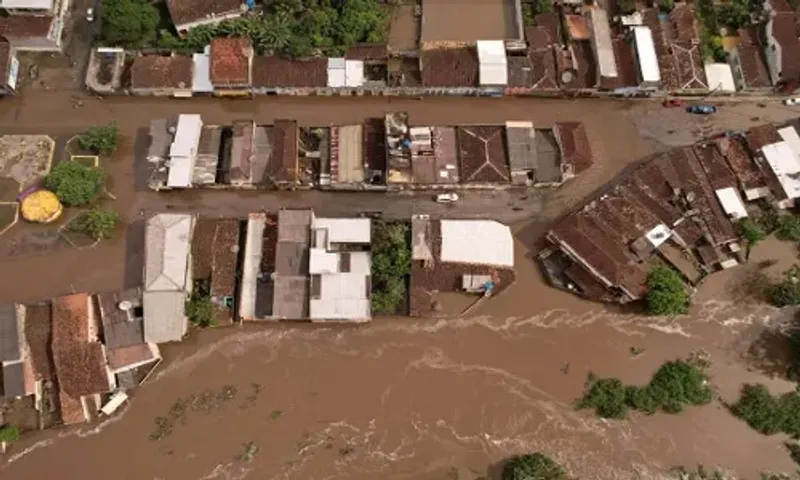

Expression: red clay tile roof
xmin=715 ymin=135 xmax=767 ymax=190
xmin=0 ymin=15 xmax=53 ymax=39
xmin=107 ymin=344 xmax=157 ymax=372
xmin=346 ymin=43 xmax=388 ymax=61
xmin=457 ymin=125 xmax=510 ymax=183
xmin=208 ymin=219 xmax=240 ymax=297
xmin=554 ymin=122 xmax=593 ymax=175
xmin=421 ymin=47 xmax=479 ymax=87
xmin=23 ymin=303 xmax=54 ymax=381
xmin=252 ymin=55 xmax=327 ymax=87
xmin=210 ymin=37 xmax=251 ymax=86
xmin=52 ymin=294 xmax=89 ymax=345
xmin=131 ymin=55 xmax=193 ymax=89
xmin=264 ymin=119 xmax=298 ymax=185
xmin=54 ymin=342 xmax=111 ymax=397
xmin=166 ymin=0 xmax=242 ymax=28
xmin=771 ymin=13 xmax=800 ymax=84
xmin=735 ymin=28 xmax=772 ymax=88
xmin=59 ymin=390 xmax=85 ymax=425
xmin=529 ymin=46 xmax=559 ymax=89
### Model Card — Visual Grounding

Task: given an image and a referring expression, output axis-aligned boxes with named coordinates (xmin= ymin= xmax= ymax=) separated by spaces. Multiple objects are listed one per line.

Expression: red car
xmin=662 ymin=98 xmax=685 ymax=108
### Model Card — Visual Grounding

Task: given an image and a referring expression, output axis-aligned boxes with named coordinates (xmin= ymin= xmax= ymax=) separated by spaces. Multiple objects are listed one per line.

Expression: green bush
xmin=646 ymin=266 xmax=690 ymax=316
xmin=78 ymin=124 xmax=119 ymax=155
xmin=737 ymin=218 xmax=766 ymax=257
xmin=771 ymin=265 xmax=800 ymax=307
xmin=731 ymin=384 xmax=800 ymax=437
xmin=502 ymin=453 xmax=567 ymax=480
xmin=101 ymin=0 xmax=158 ymax=47
xmin=756 ymin=202 xmax=780 ymax=233
xmin=70 ymin=209 xmax=121 ymax=240
xmin=717 ymin=0 xmax=750 ymax=30
xmin=371 ymin=221 xmax=411 ymax=315
xmin=776 ymin=215 xmax=800 ymax=241
xmin=44 ymin=161 xmax=105 ymax=207
xmin=0 ymin=424 xmax=19 ymax=443
xmin=578 ymin=359 xmax=711 ymax=419
xmin=186 ymin=293 xmax=215 ymax=328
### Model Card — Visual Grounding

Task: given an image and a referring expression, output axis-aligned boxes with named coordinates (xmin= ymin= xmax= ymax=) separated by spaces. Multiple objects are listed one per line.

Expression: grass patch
xmin=577 ymin=357 xmax=712 ymax=419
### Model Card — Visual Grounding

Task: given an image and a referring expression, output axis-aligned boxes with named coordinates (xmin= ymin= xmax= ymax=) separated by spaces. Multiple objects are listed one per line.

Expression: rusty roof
xmin=565 ymin=14 xmax=591 ymax=41
xmin=601 ymin=38 xmax=638 ymax=90
xmin=563 ymin=41 xmax=597 ymax=89
xmin=346 ymin=43 xmax=388 ymax=61
xmin=529 ymin=12 xmax=561 ymax=47
xmin=669 ymin=5 xmax=699 ymax=44
xmin=693 ymin=141 xmax=738 ymax=190
xmin=664 ymin=42 xmax=708 ymax=91
xmin=714 ymin=135 xmax=767 ymax=190
xmin=208 ymin=219 xmax=240 ymax=298
xmin=54 ymin=342 xmax=111 ymax=397
xmin=59 ymin=390 xmax=85 ymax=425
xmin=554 ymin=122 xmax=593 ymax=175
xmin=457 ymin=126 xmax=510 ymax=183
xmin=210 ymin=37 xmax=251 ymax=86
xmin=131 ymin=55 xmax=193 ymax=89
xmin=252 ymin=55 xmax=327 ymax=87
xmin=529 ymin=45 xmax=559 ymax=89
xmin=507 ymin=55 xmax=533 ymax=87
xmin=166 ymin=0 xmax=242 ymax=27
xmin=421 ymin=47 xmax=479 ymax=87
xmin=23 ymin=303 xmax=54 ymax=381
xmin=262 ymin=119 xmax=298 ymax=185
xmin=735 ymin=28 xmax=772 ymax=88
xmin=746 ymin=124 xmax=781 ymax=152
xmin=771 ymin=13 xmax=800 ymax=84
xmin=52 ymin=294 xmax=89 ymax=345
xmin=525 ymin=25 xmax=553 ymax=49
xmin=0 ymin=15 xmax=52 ymax=38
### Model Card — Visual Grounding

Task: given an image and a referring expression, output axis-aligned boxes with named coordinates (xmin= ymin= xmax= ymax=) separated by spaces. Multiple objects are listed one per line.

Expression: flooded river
xmin=1 ymin=231 xmax=798 ymax=480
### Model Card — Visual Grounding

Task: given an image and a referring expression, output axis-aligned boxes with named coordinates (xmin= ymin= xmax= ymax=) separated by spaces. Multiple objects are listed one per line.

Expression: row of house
xmin=144 ymin=113 xmax=594 ymax=191
xmin=539 ymin=118 xmax=800 ymax=303
xmin=0 ymin=290 xmax=160 ymax=424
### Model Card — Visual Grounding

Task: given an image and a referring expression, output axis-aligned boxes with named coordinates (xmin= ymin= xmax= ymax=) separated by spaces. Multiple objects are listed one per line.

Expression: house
xmin=477 ymin=40 xmax=508 ymax=87
xmin=631 ymin=26 xmax=660 ymax=90
xmin=0 ymin=42 xmax=19 ymax=95
xmin=146 ymin=115 xmax=220 ymax=189
xmin=505 ymin=121 xmax=536 ymax=185
xmin=130 ymin=55 xmax=194 ymax=97
xmin=420 ymin=47 xmax=479 ymax=88
xmin=166 ymin=114 xmax=203 ymax=188
xmin=191 ymin=219 xmax=240 ymax=325
xmin=0 ymin=14 xmax=64 ymax=52
xmin=143 ymin=213 xmax=195 ymax=343
xmin=327 ymin=57 xmax=364 ymax=88
xmin=729 ymin=28 xmax=772 ymax=91
xmin=51 ymin=294 xmax=116 ymax=425
xmin=0 ymin=303 xmax=29 ymax=398
xmin=210 ymin=37 xmax=253 ymax=96
xmin=763 ymin=0 xmax=800 ymax=91
xmin=252 ymin=55 xmax=327 ymax=93
xmin=586 ymin=7 xmax=618 ymax=88
xmin=166 ymin=0 xmax=245 ymax=35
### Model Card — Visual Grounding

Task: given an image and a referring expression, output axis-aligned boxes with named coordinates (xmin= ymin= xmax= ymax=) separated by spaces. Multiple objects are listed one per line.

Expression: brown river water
xmin=1 ymin=231 xmax=799 ymax=480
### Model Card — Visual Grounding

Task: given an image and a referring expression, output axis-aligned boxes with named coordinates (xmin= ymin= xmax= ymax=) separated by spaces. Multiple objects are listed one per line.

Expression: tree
xmin=737 ymin=218 xmax=766 ymax=259
xmin=78 ymin=123 xmax=119 ymax=155
xmin=44 ymin=161 xmax=105 ymax=207
xmin=186 ymin=293 xmax=216 ymax=328
xmin=659 ymin=0 xmax=675 ymax=12
xmin=371 ymin=221 xmax=411 ymax=315
xmin=717 ymin=0 xmax=750 ymax=30
xmin=0 ymin=425 xmax=19 ymax=444
xmin=101 ymin=0 xmax=159 ymax=47
xmin=503 ymin=453 xmax=567 ymax=480
xmin=776 ymin=215 xmax=800 ymax=241
xmin=771 ymin=265 xmax=800 ymax=307
xmin=70 ymin=209 xmax=121 ymax=240
xmin=618 ymin=0 xmax=636 ymax=14
xmin=645 ymin=266 xmax=689 ymax=316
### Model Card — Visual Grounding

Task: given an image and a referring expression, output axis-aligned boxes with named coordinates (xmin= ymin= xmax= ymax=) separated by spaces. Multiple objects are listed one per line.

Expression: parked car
xmin=784 ymin=97 xmax=800 ymax=106
xmin=435 ymin=192 xmax=459 ymax=204
xmin=686 ymin=105 xmax=717 ymax=115
xmin=86 ymin=7 xmax=94 ymax=22
xmin=662 ymin=98 xmax=684 ymax=108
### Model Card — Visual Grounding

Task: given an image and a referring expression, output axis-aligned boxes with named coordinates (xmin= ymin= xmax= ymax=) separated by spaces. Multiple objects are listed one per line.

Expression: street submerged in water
xmin=2 ymin=96 xmax=800 ymax=479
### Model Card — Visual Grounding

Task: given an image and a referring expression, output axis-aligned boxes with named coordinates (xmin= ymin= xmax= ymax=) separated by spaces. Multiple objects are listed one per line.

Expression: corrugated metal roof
xmin=588 ymin=8 xmax=618 ymax=79
xmin=477 ymin=40 xmax=508 ymax=85
xmin=168 ymin=114 xmax=203 ymax=188
xmin=192 ymin=46 xmax=213 ymax=93
xmin=309 ymin=273 xmax=370 ymax=320
xmin=0 ymin=304 xmax=20 ymax=362
xmin=345 ymin=60 xmax=364 ymax=87
xmin=715 ymin=187 xmax=748 ymax=219
xmin=704 ymin=63 xmax=736 ymax=92
xmin=440 ymin=220 xmax=514 ymax=267
xmin=145 ymin=213 xmax=193 ymax=292
xmin=143 ymin=291 xmax=187 ymax=343
xmin=312 ymin=217 xmax=371 ymax=244
xmin=2 ymin=361 xmax=25 ymax=397
xmin=505 ymin=122 xmax=536 ymax=172
xmin=762 ymin=141 xmax=800 ymax=199
xmin=238 ymin=214 xmax=265 ymax=320
xmin=632 ymin=26 xmax=660 ymax=84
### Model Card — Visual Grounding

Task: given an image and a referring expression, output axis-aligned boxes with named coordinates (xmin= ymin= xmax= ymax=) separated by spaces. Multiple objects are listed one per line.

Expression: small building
xmin=763 ymin=0 xmax=800 ymax=91
xmin=327 ymin=124 xmax=364 ymax=187
xmin=327 ymin=57 xmax=364 ymax=88
xmin=0 ymin=303 xmax=29 ymax=399
xmin=631 ymin=26 xmax=659 ymax=90
xmin=703 ymin=63 xmax=736 ymax=93
xmin=715 ymin=187 xmax=748 ymax=220
xmin=760 ymin=141 xmax=800 ymax=206
xmin=166 ymin=0 xmax=245 ymax=35
xmin=586 ymin=7 xmax=618 ymax=87
xmin=130 ymin=55 xmax=194 ymax=97
xmin=143 ymin=213 xmax=195 ymax=343
xmin=728 ymin=28 xmax=772 ymax=92
xmin=505 ymin=121 xmax=536 ymax=185
xmin=192 ymin=45 xmax=214 ymax=94
xmin=167 ymin=114 xmax=204 ymax=188
xmin=210 ymin=37 xmax=253 ymax=96
xmin=477 ymin=40 xmax=508 ymax=87
xmin=0 ymin=14 xmax=64 ymax=52
xmin=440 ymin=220 xmax=514 ymax=268
xmin=252 ymin=55 xmax=328 ymax=93
xmin=420 ymin=47 xmax=479 ymax=88
xmin=0 ymin=42 xmax=19 ymax=96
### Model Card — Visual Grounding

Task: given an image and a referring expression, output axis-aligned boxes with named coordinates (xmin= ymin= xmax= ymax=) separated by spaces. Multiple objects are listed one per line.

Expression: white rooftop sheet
xmin=703 ymin=63 xmax=736 ymax=92
xmin=762 ymin=141 xmax=800 ymax=199
xmin=632 ymin=27 xmax=660 ymax=83
xmin=327 ymin=67 xmax=345 ymax=88
xmin=309 ymin=249 xmax=340 ymax=274
xmin=645 ymin=224 xmax=671 ymax=248
xmin=778 ymin=126 xmax=800 ymax=157
xmin=238 ymin=214 xmax=265 ymax=320
xmin=170 ymin=114 xmax=203 ymax=158
xmin=588 ymin=8 xmax=618 ymax=78
xmin=345 ymin=60 xmax=364 ymax=87
xmin=328 ymin=57 xmax=346 ymax=69
xmin=313 ymin=217 xmax=371 ymax=244
xmin=715 ymin=187 xmax=748 ymax=219
xmin=477 ymin=40 xmax=506 ymax=63
xmin=0 ymin=0 xmax=52 ymax=9
xmin=145 ymin=213 xmax=193 ymax=291
xmin=143 ymin=291 xmax=187 ymax=343
xmin=480 ymin=64 xmax=508 ymax=86
xmin=192 ymin=50 xmax=213 ymax=93
xmin=440 ymin=220 xmax=513 ymax=267
xmin=477 ymin=40 xmax=508 ymax=86
xmin=309 ymin=273 xmax=369 ymax=320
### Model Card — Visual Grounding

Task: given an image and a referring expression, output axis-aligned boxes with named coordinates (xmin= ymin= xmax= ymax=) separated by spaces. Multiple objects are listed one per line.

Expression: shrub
xmin=645 ymin=266 xmax=689 ymax=316
xmin=731 ymin=384 xmax=800 ymax=437
xmin=776 ymin=215 xmax=800 ymax=241
xmin=737 ymin=218 xmax=766 ymax=258
xmin=371 ymin=221 xmax=411 ymax=315
xmin=70 ymin=209 xmax=121 ymax=240
xmin=502 ymin=453 xmax=567 ymax=480
xmin=771 ymin=265 xmax=800 ymax=307
xmin=717 ymin=0 xmax=750 ymax=30
xmin=101 ymin=0 xmax=158 ymax=47
xmin=44 ymin=161 xmax=105 ymax=207
xmin=0 ymin=424 xmax=19 ymax=443
xmin=186 ymin=293 xmax=215 ymax=328
xmin=78 ymin=123 xmax=119 ymax=155
xmin=756 ymin=202 xmax=780 ymax=232
xmin=577 ymin=377 xmax=629 ymax=419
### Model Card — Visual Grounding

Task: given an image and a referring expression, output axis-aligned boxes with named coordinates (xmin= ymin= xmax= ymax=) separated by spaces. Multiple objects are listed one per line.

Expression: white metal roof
xmin=238 ymin=214 xmax=265 ymax=320
xmin=703 ymin=63 xmax=736 ymax=92
xmin=192 ymin=47 xmax=213 ymax=93
xmin=0 ymin=0 xmax=52 ymax=9
xmin=439 ymin=220 xmax=514 ymax=267
xmin=477 ymin=40 xmax=508 ymax=86
xmin=167 ymin=114 xmax=203 ymax=187
xmin=761 ymin=141 xmax=800 ymax=199
xmin=588 ymin=8 xmax=618 ymax=79
xmin=144 ymin=213 xmax=193 ymax=292
xmin=143 ymin=291 xmax=187 ymax=343
xmin=645 ymin=224 xmax=672 ymax=248
xmin=715 ymin=187 xmax=748 ymax=219
xmin=312 ymin=217 xmax=371 ymax=244
xmin=778 ymin=126 xmax=800 ymax=156
xmin=632 ymin=27 xmax=660 ymax=84
xmin=345 ymin=60 xmax=364 ymax=87
xmin=327 ymin=57 xmax=346 ymax=87
xmin=309 ymin=273 xmax=370 ymax=320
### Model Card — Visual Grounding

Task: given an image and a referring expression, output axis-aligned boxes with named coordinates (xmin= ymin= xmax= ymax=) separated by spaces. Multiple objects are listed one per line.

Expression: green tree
xmin=645 ymin=266 xmax=689 ymax=316
xmin=737 ymin=218 xmax=766 ymax=259
xmin=659 ymin=0 xmax=675 ymax=12
xmin=771 ymin=265 xmax=800 ymax=307
xmin=371 ymin=221 xmax=411 ymax=315
xmin=717 ymin=0 xmax=750 ymax=30
xmin=70 ymin=209 xmax=121 ymax=240
xmin=577 ymin=377 xmax=629 ymax=419
xmin=0 ymin=424 xmax=19 ymax=443
xmin=44 ymin=161 xmax=105 ymax=207
xmin=502 ymin=453 xmax=567 ymax=480
xmin=732 ymin=384 xmax=789 ymax=435
xmin=101 ymin=0 xmax=159 ymax=47
xmin=186 ymin=293 xmax=216 ymax=328
xmin=776 ymin=215 xmax=800 ymax=241
xmin=78 ymin=123 xmax=119 ymax=155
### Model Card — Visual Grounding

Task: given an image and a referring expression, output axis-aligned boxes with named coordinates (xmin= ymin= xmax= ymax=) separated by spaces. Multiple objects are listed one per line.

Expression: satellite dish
xmin=118 ymin=301 xmax=132 ymax=311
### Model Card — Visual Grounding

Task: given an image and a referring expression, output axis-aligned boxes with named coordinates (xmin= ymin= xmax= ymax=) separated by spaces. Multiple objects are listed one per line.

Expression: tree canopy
xmin=645 ymin=265 xmax=689 ymax=316
xmin=503 ymin=453 xmax=567 ymax=480
xmin=101 ymin=0 xmax=159 ymax=47
xmin=771 ymin=265 xmax=800 ymax=307
xmin=70 ymin=209 xmax=121 ymax=240
xmin=371 ymin=221 xmax=411 ymax=316
xmin=776 ymin=215 xmax=800 ymax=241
xmin=717 ymin=0 xmax=750 ymax=30
xmin=732 ymin=384 xmax=800 ymax=438
xmin=78 ymin=124 xmax=119 ymax=155
xmin=737 ymin=218 xmax=766 ymax=259
xmin=44 ymin=161 xmax=106 ymax=207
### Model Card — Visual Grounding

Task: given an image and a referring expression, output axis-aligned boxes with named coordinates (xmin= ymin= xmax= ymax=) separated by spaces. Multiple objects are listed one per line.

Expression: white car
xmin=86 ymin=7 xmax=94 ymax=22
xmin=784 ymin=97 xmax=800 ymax=106
xmin=435 ymin=192 xmax=459 ymax=204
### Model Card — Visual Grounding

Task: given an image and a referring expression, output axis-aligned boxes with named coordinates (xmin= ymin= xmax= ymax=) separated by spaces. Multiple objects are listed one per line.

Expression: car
xmin=784 ymin=97 xmax=800 ymax=106
xmin=686 ymin=104 xmax=717 ymax=115
xmin=662 ymin=98 xmax=684 ymax=108
xmin=86 ymin=7 xmax=94 ymax=22
xmin=435 ymin=192 xmax=459 ymax=204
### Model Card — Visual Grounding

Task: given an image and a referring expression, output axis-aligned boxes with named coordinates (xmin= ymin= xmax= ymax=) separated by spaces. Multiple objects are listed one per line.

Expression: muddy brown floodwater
xmin=2 ymin=226 xmax=800 ymax=480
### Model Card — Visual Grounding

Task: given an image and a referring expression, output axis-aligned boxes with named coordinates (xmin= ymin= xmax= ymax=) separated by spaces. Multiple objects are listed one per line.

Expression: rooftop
xmin=734 ymin=28 xmax=771 ymax=89
xmin=528 ymin=46 xmax=559 ymax=89
xmin=144 ymin=213 xmax=193 ymax=292
xmin=210 ymin=37 xmax=251 ymax=86
xmin=54 ymin=342 xmax=112 ymax=397
xmin=2 ymin=362 xmax=24 ymax=398
xmin=421 ymin=47 xmax=479 ymax=87
xmin=51 ymin=294 xmax=90 ymax=345
xmin=263 ymin=119 xmax=298 ymax=186
xmin=714 ymin=135 xmax=767 ymax=191
xmin=440 ymin=220 xmax=514 ymax=267
xmin=554 ymin=122 xmax=593 ymax=176
xmin=0 ymin=304 xmax=20 ymax=362
xmin=166 ymin=0 xmax=242 ymax=28
xmin=131 ymin=55 xmax=193 ymax=90
xmin=457 ymin=125 xmax=510 ymax=183
xmin=252 ymin=56 xmax=327 ymax=88
xmin=769 ymin=11 xmax=800 ymax=84
xmin=23 ymin=303 xmax=53 ymax=381
xmin=346 ymin=43 xmax=388 ymax=61
xmin=96 ymin=288 xmax=144 ymax=349
xmin=506 ymin=122 xmax=536 ymax=173
xmin=143 ymin=291 xmax=187 ymax=343
xmin=0 ymin=15 xmax=53 ymax=39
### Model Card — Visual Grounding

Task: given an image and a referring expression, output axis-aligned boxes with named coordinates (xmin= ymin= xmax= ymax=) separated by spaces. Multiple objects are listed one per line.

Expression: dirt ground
xmin=388 ymin=3 xmax=420 ymax=52
xmin=421 ymin=0 xmax=519 ymax=42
